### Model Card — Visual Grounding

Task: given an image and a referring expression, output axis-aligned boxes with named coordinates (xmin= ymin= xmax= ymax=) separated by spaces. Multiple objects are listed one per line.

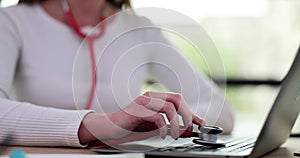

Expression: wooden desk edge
xmin=2 ymin=137 xmax=300 ymax=157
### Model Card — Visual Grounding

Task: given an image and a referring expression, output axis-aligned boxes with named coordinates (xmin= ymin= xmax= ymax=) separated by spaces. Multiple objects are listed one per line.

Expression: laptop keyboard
xmin=217 ymin=137 xmax=255 ymax=153
xmin=155 ymin=137 xmax=256 ymax=153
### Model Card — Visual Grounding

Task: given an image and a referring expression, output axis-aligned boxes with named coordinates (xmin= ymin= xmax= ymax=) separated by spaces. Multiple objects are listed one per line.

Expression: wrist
xmin=109 ymin=109 xmax=142 ymax=131
xmin=77 ymin=112 xmax=130 ymax=144
xmin=77 ymin=110 xmax=142 ymax=144
xmin=78 ymin=113 xmax=97 ymax=144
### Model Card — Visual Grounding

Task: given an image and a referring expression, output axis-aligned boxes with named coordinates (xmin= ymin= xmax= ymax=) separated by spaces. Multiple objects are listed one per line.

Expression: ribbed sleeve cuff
xmin=0 ymin=100 xmax=94 ymax=147
xmin=65 ymin=110 xmax=94 ymax=147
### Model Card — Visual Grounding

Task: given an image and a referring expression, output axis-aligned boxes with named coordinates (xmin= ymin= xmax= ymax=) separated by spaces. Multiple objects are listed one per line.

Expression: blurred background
xmin=134 ymin=0 xmax=300 ymax=136
xmin=1 ymin=0 xmax=300 ymax=136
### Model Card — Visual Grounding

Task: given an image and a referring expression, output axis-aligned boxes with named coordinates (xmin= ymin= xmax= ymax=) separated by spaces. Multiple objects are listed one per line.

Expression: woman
xmin=0 ymin=0 xmax=234 ymax=146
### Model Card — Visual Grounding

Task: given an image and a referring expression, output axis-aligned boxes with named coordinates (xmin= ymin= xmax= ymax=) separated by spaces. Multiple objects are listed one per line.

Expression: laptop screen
xmin=251 ymin=47 xmax=300 ymax=157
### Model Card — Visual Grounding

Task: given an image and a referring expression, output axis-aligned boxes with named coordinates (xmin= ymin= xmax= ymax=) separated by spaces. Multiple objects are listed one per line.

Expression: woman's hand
xmin=78 ymin=91 xmax=206 ymax=144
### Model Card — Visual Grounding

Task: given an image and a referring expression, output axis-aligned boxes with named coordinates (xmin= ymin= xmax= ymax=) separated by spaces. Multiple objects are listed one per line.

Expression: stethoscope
xmin=181 ymin=125 xmax=225 ymax=148
xmin=61 ymin=0 xmax=106 ymax=110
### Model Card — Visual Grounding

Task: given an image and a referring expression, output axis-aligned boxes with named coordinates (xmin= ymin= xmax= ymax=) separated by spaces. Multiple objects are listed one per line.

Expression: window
xmin=132 ymin=0 xmax=300 ymax=135
xmin=0 ymin=0 xmax=18 ymax=7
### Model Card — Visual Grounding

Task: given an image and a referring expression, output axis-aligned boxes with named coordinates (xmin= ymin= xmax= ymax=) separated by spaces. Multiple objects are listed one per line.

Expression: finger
xmin=134 ymin=96 xmax=171 ymax=139
xmin=144 ymin=91 xmax=192 ymax=128
xmin=142 ymin=113 xmax=168 ymax=139
xmin=192 ymin=113 xmax=206 ymax=126
xmin=123 ymin=95 xmax=156 ymax=118
xmin=134 ymin=95 xmax=151 ymax=106
xmin=143 ymin=98 xmax=180 ymax=139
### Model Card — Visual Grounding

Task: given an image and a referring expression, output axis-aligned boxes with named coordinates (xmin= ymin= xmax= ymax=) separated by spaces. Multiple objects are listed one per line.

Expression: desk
xmin=263 ymin=137 xmax=299 ymax=157
xmin=2 ymin=137 xmax=300 ymax=157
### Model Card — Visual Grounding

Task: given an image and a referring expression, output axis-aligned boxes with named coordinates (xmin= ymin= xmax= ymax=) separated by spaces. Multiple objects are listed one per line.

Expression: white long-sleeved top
xmin=0 ymin=3 xmax=234 ymax=147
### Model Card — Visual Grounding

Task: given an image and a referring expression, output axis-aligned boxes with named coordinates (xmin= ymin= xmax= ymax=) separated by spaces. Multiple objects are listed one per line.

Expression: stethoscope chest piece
xmin=192 ymin=138 xmax=225 ymax=148
xmin=192 ymin=125 xmax=225 ymax=148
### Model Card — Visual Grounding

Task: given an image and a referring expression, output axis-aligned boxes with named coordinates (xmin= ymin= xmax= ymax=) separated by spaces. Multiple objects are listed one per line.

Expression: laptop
xmin=91 ymin=46 xmax=300 ymax=158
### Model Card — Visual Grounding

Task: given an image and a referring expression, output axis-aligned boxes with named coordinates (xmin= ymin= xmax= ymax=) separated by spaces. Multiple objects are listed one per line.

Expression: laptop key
xmin=233 ymin=143 xmax=255 ymax=153
xmin=219 ymin=139 xmax=256 ymax=153
xmin=156 ymin=146 xmax=176 ymax=151
xmin=157 ymin=143 xmax=194 ymax=151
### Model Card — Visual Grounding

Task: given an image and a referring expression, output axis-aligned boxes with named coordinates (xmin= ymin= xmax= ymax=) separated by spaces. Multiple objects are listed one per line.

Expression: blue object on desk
xmin=9 ymin=149 xmax=26 ymax=158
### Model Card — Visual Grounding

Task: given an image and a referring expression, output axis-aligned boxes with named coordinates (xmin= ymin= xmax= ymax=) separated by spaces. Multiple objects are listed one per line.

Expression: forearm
xmin=0 ymin=97 xmax=92 ymax=147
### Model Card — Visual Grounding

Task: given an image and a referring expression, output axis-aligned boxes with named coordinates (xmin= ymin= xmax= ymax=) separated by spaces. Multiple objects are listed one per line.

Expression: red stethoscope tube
xmin=63 ymin=1 xmax=106 ymax=110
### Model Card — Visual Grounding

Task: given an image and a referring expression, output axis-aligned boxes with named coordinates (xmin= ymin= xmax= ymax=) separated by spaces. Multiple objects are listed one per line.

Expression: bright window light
xmin=0 ymin=0 xmax=19 ymax=7
xmin=132 ymin=0 xmax=268 ymax=21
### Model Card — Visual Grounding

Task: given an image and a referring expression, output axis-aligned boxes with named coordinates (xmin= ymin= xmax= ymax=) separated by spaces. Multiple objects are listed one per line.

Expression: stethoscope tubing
xmin=62 ymin=0 xmax=106 ymax=110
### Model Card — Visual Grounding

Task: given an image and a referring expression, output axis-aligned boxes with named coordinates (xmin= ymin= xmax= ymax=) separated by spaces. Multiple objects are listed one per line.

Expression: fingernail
xmin=176 ymin=130 xmax=179 ymax=139
xmin=171 ymin=130 xmax=177 ymax=139
xmin=161 ymin=133 xmax=166 ymax=139
xmin=160 ymin=129 xmax=167 ymax=139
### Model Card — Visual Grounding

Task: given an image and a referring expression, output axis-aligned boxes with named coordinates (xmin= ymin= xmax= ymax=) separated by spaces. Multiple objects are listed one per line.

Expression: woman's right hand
xmin=78 ymin=91 xmax=206 ymax=144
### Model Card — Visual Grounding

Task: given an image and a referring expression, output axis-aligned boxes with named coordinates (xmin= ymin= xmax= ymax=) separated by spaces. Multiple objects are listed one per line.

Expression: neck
xmin=41 ymin=0 xmax=118 ymax=27
xmin=66 ymin=0 xmax=106 ymax=26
